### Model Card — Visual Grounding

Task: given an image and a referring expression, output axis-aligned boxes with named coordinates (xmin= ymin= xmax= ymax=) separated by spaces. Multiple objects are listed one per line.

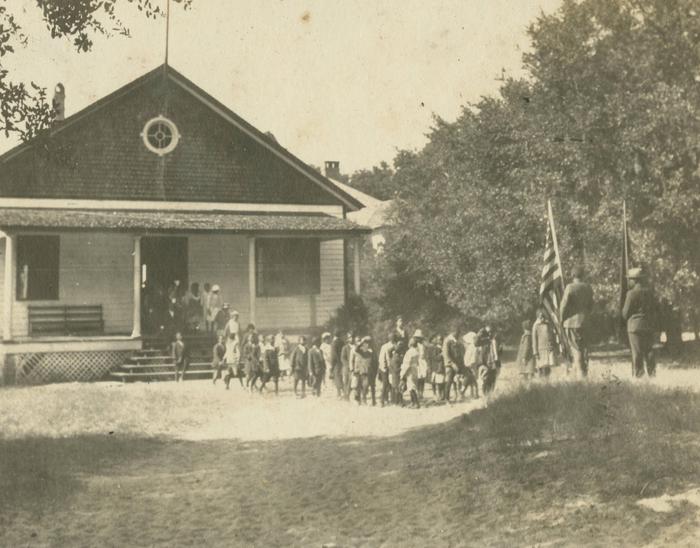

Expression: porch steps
xmin=110 ymin=369 xmax=212 ymax=381
xmin=110 ymin=360 xmax=213 ymax=382
xmin=109 ymin=334 xmax=218 ymax=382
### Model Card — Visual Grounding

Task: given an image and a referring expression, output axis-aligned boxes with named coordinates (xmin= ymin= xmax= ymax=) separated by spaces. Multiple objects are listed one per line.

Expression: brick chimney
xmin=324 ymin=160 xmax=341 ymax=180
xmin=52 ymin=83 xmax=65 ymax=121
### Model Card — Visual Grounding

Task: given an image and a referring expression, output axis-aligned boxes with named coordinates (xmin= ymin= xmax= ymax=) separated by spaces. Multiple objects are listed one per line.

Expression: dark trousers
xmin=566 ymin=327 xmax=588 ymax=377
xmin=212 ymin=362 xmax=224 ymax=383
xmin=379 ymin=371 xmax=391 ymax=405
xmin=312 ymin=372 xmax=323 ymax=396
xmin=294 ymin=373 xmax=307 ymax=397
xmin=260 ymin=372 xmax=279 ymax=394
xmin=629 ymin=331 xmax=656 ymax=377
xmin=444 ymin=366 xmax=456 ymax=400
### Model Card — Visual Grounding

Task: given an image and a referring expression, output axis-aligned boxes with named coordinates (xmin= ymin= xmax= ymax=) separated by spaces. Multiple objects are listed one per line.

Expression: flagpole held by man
xmin=560 ymin=265 xmax=594 ymax=378
xmin=622 ymin=266 xmax=658 ymax=378
xmin=539 ymin=201 xmax=571 ymax=370
xmin=618 ymin=200 xmax=633 ymax=345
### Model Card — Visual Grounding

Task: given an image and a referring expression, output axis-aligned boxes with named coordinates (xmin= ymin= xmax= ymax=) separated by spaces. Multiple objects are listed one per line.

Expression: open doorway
xmin=141 ymin=236 xmax=188 ymax=335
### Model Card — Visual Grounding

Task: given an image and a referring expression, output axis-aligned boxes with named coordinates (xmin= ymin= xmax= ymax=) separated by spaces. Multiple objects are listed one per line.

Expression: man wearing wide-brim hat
xmin=622 ymin=266 xmax=659 ymax=377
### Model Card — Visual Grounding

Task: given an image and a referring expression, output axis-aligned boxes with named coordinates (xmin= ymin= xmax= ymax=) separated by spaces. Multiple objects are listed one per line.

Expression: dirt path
xmin=1 ymin=352 xmax=697 ymax=443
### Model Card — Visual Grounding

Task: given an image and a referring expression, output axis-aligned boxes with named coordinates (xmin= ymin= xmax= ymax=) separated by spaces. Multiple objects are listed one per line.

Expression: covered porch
xmin=0 ymin=207 xmax=368 ymax=384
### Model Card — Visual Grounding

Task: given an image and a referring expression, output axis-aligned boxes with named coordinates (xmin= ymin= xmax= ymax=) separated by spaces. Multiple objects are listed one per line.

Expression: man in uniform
xmin=560 ymin=265 xmax=594 ymax=377
xmin=622 ymin=267 xmax=658 ymax=377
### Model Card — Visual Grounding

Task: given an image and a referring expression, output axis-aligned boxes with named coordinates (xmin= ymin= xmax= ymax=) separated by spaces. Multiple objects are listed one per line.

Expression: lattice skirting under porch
xmin=12 ymin=350 xmax=132 ymax=384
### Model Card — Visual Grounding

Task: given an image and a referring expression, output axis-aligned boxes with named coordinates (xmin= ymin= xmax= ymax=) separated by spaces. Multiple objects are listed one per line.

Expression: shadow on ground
xmin=2 ymin=382 xmax=700 ymax=547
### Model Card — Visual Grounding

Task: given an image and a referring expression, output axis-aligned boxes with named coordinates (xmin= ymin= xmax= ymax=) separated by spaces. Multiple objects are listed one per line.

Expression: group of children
xmin=177 ymin=315 xmax=507 ymax=409
xmin=144 ymin=280 xmax=232 ymax=337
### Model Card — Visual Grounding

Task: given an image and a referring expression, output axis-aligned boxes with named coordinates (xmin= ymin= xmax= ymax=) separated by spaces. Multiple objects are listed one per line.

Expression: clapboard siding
xmin=3 ymin=232 xmax=346 ymax=339
xmin=12 ymin=233 xmax=133 ymax=337
xmin=255 ymin=239 xmax=345 ymax=329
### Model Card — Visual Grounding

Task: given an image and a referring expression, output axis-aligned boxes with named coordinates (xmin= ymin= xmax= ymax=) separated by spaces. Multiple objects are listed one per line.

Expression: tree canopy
xmin=351 ymin=0 xmax=700 ymax=332
xmin=0 ymin=0 xmax=192 ymax=140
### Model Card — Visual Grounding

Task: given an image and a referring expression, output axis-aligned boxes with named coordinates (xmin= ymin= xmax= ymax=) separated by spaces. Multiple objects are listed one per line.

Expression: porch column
xmin=131 ymin=235 xmax=142 ymax=338
xmin=248 ymin=237 xmax=256 ymax=325
xmin=353 ymin=238 xmax=361 ymax=295
xmin=3 ymin=233 xmax=13 ymax=341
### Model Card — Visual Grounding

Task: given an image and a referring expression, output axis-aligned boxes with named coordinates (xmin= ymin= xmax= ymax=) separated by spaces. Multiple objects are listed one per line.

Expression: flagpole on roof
xmin=547 ymin=199 xmax=565 ymax=288
xmin=164 ymin=0 xmax=171 ymax=66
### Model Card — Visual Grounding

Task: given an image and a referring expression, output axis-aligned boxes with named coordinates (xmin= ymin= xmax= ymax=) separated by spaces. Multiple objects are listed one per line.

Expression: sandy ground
xmin=2 ymin=353 xmax=700 ymax=547
xmin=1 ymin=354 xmax=699 ymax=443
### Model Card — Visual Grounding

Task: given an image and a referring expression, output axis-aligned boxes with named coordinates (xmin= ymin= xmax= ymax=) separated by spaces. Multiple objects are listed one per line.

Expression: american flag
xmin=539 ymin=201 xmax=570 ymax=361
xmin=618 ymin=200 xmax=633 ymax=344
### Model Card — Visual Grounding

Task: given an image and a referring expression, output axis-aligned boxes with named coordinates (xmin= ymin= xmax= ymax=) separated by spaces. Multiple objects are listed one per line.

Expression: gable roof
xmin=326 ymin=177 xmax=384 ymax=208
xmin=0 ymin=64 xmax=363 ymax=211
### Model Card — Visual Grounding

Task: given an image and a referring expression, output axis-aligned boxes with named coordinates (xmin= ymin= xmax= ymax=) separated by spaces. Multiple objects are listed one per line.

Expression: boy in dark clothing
xmin=211 ymin=334 xmax=226 ymax=384
xmin=291 ymin=336 xmax=309 ymax=398
xmin=309 ymin=337 xmax=326 ymax=397
xmin=244 ymin=331 xmax=262 ymax=392
xmin=172 ymin=331 xmax=189 ymax=382
xmin=260 ymin=334 xmax=280 ymax=395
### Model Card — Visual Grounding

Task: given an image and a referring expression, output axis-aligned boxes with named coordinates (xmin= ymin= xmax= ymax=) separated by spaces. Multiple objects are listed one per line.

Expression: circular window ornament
xmin=141 ymin=115 xmax=180 ymax=155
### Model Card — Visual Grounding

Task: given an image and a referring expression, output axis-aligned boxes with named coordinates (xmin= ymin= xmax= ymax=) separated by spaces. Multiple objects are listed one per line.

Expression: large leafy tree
xmin=0 ymin=0 xmax=192 ymax=140
xmin=359 ymin=0 xmax=700 ymax=332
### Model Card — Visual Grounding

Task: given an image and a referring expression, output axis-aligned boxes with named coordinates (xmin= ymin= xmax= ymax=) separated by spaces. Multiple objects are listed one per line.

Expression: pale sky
xmin=1 ymin=0 xmax=561 ymax=173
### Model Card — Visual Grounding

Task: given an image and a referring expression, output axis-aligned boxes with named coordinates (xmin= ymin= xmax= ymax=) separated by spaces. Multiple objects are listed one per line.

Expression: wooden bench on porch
xmin=28 ymin=305 xmax=105 ymax=336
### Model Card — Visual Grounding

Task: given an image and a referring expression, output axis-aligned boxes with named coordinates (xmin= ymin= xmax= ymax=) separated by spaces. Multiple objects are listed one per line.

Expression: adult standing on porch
xmin=208 ymin=284 xmax=224 ymax=334
xmin=560 ymin=266 xmax=594 ymax=377
xmin=201 ymin=282 xmax=212 ymax=332
xmin=185 ymin=282 xmax=204 ymax=332
xmin=622 ymin=267 xmax=658 ymax=378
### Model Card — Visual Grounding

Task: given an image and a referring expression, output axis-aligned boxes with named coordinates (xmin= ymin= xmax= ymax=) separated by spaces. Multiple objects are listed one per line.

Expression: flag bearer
xmin=622 ymin=267 xmax=658 ymax=378
xmin=560 ymin=266 xmax=594 ymax=377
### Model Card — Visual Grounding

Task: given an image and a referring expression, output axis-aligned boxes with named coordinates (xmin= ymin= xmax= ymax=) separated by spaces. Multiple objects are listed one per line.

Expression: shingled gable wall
xmin=0 ymin=66 xmax=358 ymax=209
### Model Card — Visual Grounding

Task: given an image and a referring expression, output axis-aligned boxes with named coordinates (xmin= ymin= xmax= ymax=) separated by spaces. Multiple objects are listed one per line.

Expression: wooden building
xmin=0 ymin=65 xmax=368 ymax=384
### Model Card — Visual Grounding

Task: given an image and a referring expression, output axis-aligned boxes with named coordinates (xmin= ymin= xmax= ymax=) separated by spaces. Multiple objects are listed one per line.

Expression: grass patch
xmin=1 ymin=382 xmax=700 ymax=546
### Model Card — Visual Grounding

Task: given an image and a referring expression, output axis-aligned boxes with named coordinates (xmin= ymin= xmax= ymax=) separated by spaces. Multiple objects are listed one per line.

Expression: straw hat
xmin=212 ymin=284 xmax=221 ymax=292
xmin=413 ymin=329 xmax=424 ymax=339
